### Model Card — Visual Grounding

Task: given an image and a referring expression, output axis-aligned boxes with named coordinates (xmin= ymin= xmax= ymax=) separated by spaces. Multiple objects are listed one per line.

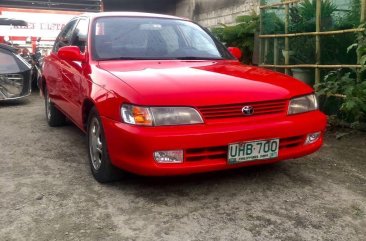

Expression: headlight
xmin=0 ymin=74 xmax=24 ymax=99
xmin=121 ymin=104 xmax=204 ymax=126
xmin=288 ymin=94 xmax=318 ymax=115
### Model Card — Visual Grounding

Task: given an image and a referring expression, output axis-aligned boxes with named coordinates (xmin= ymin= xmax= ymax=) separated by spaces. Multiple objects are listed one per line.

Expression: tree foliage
xmin=211 ymin=13 xmax=259 ymax=64
xmin=316 ymin=23 xmax=366 ymax=125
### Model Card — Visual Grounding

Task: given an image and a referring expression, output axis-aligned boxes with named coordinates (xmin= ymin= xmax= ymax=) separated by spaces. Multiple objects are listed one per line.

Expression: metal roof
xmin=0 ymin=18 xmax=27 ymax=26
xmin=0 ymin=0 xmax=103 ymax=12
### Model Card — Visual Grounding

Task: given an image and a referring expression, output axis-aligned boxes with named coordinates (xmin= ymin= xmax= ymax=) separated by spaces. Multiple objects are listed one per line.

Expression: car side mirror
xmin=228 ymin=47 xmax=242 ymax=60
xmin=58 ymin=46 xmax=85 ymax=62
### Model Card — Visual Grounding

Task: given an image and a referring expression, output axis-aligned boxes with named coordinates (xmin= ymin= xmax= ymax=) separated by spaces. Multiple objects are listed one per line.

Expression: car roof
xmin=80 ymin=11 xmax=188 ymax=21
xmin=0 ymin=43 xmax=18 ymax=53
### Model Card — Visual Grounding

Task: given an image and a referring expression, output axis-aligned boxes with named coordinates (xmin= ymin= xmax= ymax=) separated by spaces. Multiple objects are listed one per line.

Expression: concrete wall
xmin=103 ymin=0 xmax=259 ymax=28
xmin=104 ymin=0 xmax=177 ymax=15
xmin=176 ymin=0 xmax=259 ymax=27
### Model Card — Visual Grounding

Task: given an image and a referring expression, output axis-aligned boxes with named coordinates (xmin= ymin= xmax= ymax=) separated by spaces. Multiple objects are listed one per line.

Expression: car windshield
xmin=92 ymin=17 xmax=234 ymax=61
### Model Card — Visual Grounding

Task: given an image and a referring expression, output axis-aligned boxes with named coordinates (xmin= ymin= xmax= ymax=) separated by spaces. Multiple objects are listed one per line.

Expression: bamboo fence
xmin=258 ymin=0 xmax=366 ymax=85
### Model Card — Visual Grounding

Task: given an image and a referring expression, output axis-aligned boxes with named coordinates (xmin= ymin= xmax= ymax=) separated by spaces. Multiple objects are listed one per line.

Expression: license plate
xmin=228 ymin=139 xmax=279 ymax=164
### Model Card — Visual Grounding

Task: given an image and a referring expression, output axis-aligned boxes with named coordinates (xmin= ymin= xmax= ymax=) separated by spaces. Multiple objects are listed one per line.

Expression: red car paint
xmin=42 ymin=12 xmax=327 ymax=176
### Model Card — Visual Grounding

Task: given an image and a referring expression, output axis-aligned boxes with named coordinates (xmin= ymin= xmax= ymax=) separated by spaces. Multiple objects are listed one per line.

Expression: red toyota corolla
xmin=41 ymin=12 xmax=326 ymax=182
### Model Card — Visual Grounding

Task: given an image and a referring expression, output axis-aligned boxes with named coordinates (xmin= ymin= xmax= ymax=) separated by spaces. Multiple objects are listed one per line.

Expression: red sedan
xmin=41 ymin=12 xmax=326 ymax=182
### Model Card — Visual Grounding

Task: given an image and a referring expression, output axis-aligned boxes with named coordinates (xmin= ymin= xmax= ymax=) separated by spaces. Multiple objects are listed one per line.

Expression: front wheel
xmin=87 ymin=107 xmax=122 ymax=183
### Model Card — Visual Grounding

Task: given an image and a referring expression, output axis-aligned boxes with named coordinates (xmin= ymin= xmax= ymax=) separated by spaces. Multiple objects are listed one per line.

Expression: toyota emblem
xmin=242 ymin=106 xmax=254 ymax=115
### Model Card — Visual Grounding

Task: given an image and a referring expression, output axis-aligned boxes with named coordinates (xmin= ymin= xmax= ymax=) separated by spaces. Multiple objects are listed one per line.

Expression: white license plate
xmin=228 ymin=139 xmax=279 ymax=164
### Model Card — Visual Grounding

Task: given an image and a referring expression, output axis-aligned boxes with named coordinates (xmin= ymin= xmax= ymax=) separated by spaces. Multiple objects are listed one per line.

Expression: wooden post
xmin=361 ymin=0 xmax=366 ymax=22
xmin=315 ymin=0 xmax=322 ymax=85
xmin=285 ymin=3 xmax=290 ymax=75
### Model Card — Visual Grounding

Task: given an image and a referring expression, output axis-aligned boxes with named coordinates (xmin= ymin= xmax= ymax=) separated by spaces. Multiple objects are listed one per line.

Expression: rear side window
xmin=53 ymin=19 xmax=78 ymax=53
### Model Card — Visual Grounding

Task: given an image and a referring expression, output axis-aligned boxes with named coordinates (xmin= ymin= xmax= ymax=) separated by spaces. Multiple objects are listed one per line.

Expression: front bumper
xmin=101 ymin=111 xmax=327 ymax=176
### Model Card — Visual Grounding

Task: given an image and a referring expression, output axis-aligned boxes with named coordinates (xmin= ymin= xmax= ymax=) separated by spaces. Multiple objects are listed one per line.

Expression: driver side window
xmin=53 ymin=19 xmax=78 ymax=53
xmin=71 ymin=18 xmax=89 ymax=52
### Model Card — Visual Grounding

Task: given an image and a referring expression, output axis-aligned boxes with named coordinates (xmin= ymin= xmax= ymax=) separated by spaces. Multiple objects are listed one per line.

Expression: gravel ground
xmin=0 ymin=92 xmax=365 ymax=241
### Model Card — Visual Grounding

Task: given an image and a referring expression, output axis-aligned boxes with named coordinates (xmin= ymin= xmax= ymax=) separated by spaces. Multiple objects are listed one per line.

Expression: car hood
xmin=97 ymin=60 xmax=313 ymax=106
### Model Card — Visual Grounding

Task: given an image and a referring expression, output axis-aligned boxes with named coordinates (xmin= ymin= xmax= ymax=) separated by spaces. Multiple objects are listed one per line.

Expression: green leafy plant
xmin=288 ymin=0 xmax=337 ymax=65
xmin=322 ymin=0 xmax=361 ymax=65
xmin=316 ymin=69 xmax=366 ymax=123
xmin=211 ymin=13 xmax=260 ymax=64
xmin=315 ymin=24 xmax=366 ymax=125
xmin=289 ymin=0 xmax=337 ymax=33
xmin=356 ymin=23 xmax=366 ymax=68
xmin=336 ymin=0 xmax=361 ymax=29
xmin=262 ymin=11 xmax=285 ymax=34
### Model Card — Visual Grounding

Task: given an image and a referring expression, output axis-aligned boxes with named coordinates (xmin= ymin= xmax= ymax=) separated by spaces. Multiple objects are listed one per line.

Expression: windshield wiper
xmin=174 ymin=57 xmax=224 ymax=60
xmin=98 ymin=57 xmax=225 ymax=61
xmin=98 ymin=57 xmax=146 ymax=61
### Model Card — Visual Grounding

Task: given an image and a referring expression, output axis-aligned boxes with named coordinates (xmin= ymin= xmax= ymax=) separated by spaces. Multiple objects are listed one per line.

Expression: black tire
xmin=45 ymin=87 xmax=66 ymax=127
xmin=87 ymin=107 xmax=122 ymax=183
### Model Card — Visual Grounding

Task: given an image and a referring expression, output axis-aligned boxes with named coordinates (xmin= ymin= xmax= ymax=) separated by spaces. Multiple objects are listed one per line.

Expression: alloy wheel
xmin=89 ymin=117 xmax=103 ymax=171
xmin=46 ymin=92 xmax=51 ymax=121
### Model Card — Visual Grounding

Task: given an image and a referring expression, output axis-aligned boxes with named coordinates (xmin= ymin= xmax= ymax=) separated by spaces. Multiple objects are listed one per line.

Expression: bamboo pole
xmin=361 ymin=0 xmax=366 ymax=22
xmin=274 ymin=38 xmax=279 ymax=71
xmin=357 ymin=0 xmax=365 ymax=82
xmin=259 ymin=4 xmax=264 ymax=65
xmin=259 ymin=0 xmax=301 ymax=9
xmin=259 ymin=64 xmax=363 ymax=68
xmin=285 ymin=4 xmax=290 ymax=75
xmin=315 ymin=0 xmax=321 ymax=85
xmin=259 ymin=28 xmax=365 ymax=38
xmin=264 ymin=38 xmax=269 ymax=64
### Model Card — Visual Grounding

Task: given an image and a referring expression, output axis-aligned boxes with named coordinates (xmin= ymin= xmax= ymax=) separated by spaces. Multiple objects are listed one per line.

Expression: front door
xmin=59 ymin=18 xmax=89 ymax=125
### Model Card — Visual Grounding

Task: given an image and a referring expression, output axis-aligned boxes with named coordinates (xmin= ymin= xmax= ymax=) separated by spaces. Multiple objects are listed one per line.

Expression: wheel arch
xmin=82 ymin=98 xmax=96 ymax=131
xmin=40 ymin=76 xmax=47 ymax=96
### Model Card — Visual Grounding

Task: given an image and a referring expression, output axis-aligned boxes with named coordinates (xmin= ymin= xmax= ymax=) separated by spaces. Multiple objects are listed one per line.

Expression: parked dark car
xmin=0 ymin=43 xmax=32 ymax=100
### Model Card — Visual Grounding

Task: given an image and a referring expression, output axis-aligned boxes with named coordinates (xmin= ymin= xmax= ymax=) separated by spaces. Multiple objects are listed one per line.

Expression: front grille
xmin=197 ymin=99 xmax=288 ymax=120
xmin=279 ymin=135 xmax=305 ymax=149
xmin=185 ymin=146 xmax=227 ymax=162
xmin=184 ymin=135 xmax=305 ymax=162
